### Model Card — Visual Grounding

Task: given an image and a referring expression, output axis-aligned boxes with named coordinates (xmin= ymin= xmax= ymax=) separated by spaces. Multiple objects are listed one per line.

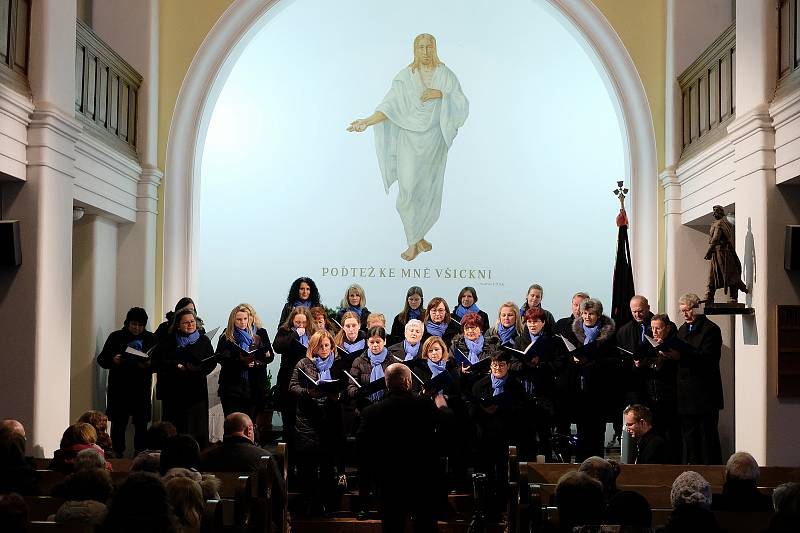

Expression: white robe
xmin=374 ymin=65 xmax=469 ymax=245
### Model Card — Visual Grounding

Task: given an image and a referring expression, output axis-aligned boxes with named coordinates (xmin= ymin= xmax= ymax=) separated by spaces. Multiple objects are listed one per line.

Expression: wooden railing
xmin=678 ymin=23 xmax=736 ymax=157
xmin=0 ymin=0 xmax=30 ymax=93
xmin=75 ymin=18 xmax=142 ymax=153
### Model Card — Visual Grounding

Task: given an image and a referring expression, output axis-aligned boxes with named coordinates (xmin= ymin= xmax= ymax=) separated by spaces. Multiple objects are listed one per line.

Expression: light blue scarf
xmin=582 ymin=322 xmax=600 ymax=345
xmin=465 ymin=335 xmax=485 ymax=364
xmin=313 ymin=353 xmax=335 ymax=381
xmin=408 ymin=308 xmax=421 ymax=321
xmin=403 ymin=340 xmax=420 ymax=361
xmin=368 ymin=348 xmax=388 ymax=401
xmin=348 ymin=305 xmax=363 ymax=318
xmin=293 ymin=299 xmax=311 ymax=309
xmin=426 ymin=320 xmax=447 ymax=337
xmin=343 ymin=338 xmax=366 ymax=353
xmin=453 ymin=303 xmax=480 ymax=321
xmin=491 ymin=374 xmax=508 ymax=396
xmin=497 ymin=324 xmax=516 ymax=345
xmin=427 ymin=358 xmax=446 ymax=377
xmin=292 ymin=327 xmax=309 ymax=348
xmin=233 ymin=326 xmax=254 ymax=351
xmin=176 ymin=330 xmax=200 ymax=348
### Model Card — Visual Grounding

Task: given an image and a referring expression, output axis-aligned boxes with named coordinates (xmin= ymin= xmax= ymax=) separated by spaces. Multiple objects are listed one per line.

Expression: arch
xmin=162 ymin=0 xmax=658 ymax=311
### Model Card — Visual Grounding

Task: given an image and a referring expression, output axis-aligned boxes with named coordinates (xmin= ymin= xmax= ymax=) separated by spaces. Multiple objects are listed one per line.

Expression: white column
xmin=728 ymin=0 xmax=778 ymax=464
xmin=71 ymin=215 xmax=118 ymax=421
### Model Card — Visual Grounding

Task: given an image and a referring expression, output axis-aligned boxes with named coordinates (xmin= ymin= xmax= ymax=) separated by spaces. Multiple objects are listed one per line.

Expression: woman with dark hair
xmin=487 ymin=302 xmax=524 ymax=347
xmin=152 ymin=307 xmax=216 ymax=448
xmin=566 ymin=297 xmax=617 ymax=461
xmin=511 ymin=306 xmax=558 ymax=460
xmin=519 ymin=284 xmax=557 ymax=335
xmin=154 ymin=297 xmax=204 ymax=342
xmin=335 ymin=283 xmax=371 ymax=332
xmin=97 ymin=307 xmax=157 ymax=457
xmin=390 ymin=286 xmax=424 ymax=344
xmin=99 ymin=472 xmax=178 ymax=533
xmin=421 ymin=297 xmax=461 ymax=348
xmin=452 ymin=286 xmax=490 ymax=328
xmin=289 ymin=330 xmax=346 ymax=516
xmin=158 ymin=434 xmax=201 ymax=476
xmin=310 ymin=306 xmax=338 ymax=335
xmin=273 ymin=306 xmax=316 ymax=452
xmin=450 ymin=311 xmax=502 ymax=393
xmin=215 ymin=304 xmax=274 ymax=418
xmin=277 ymin=277 xmax=322 ymax=328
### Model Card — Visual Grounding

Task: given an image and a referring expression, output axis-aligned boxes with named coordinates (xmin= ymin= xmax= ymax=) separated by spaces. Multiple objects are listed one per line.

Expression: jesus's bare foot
xmin=417 ymin=239 xmax=432 ymax=252
xmin=401 ymin=244 xmax=420 ymax=261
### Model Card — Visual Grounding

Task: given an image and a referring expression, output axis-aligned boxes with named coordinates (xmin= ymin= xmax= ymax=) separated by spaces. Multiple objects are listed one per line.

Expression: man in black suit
xmin=617 ymin=295 xmax=653 ymax=355
xmin=356 ymin=363 xmax=452 ymax=533
xmin=674 ymin=293 xmax=723 ymax=465
xmin=199 ymin=412 xmax=286 ymax=526
xmin=623 ymin=404 xmax=668 ymax=464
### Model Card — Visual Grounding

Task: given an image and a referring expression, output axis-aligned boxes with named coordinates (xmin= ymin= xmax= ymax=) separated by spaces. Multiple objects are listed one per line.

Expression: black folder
xmin=452 ymin=348 xmax=492 ymax=373
xmin=298 ymin=368 xmax=346 ymax=393
xmin=501 ymin=337 xmax=550 ymax=362
xmin=344 ymin=371 xmax=387 ymax=397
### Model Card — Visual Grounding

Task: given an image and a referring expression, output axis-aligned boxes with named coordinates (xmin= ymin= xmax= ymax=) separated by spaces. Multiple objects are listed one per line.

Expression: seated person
xmin=711 ymin=451 xmax=773 ymax=512
xmin=578 ymin=456 xmax=620 ymax=503
xmin=553 ymin=471 xmax=605 ymax=532
xmin=49 ymin=423 xmax=112 ymax=474
xmin=660 ymin=471 xmax=722 ymax=533
xmin=77 ymin=410 xmax=113 ymax=458
xmin=766 ymin=482 xmax=800 ymax=533
xmin=623 ymin=404 xmax=669 ymax=464
xmin=51 ymin=466 xmax=113 ymax=526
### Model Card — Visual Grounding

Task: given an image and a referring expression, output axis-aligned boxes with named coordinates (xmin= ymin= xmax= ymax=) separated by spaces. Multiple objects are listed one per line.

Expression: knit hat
xmin=671 ymin=470 xmax=712 ymax=509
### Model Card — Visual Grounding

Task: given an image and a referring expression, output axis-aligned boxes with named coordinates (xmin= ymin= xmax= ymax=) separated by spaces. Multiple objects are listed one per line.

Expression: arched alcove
xmin=163 ymin=0 xmax=658 ymax=315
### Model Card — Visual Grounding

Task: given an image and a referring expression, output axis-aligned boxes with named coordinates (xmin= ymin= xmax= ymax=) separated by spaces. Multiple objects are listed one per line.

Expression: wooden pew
xmin=36 ymin=470 xmax=66 ymax=496
xmin=24 ymin=496 xmax=65 ymax=521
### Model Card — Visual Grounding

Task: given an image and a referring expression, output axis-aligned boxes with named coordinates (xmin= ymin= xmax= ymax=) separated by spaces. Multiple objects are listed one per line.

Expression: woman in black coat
xmin=97 ymin=307 xmax=157 ymax=457
xmin=335 ymin=283 xmax=371 ymax=332
xmin=289 ymin=330 xmax=346 ymax=516
xmin=389 ymin=286 xmax=424 ymax=345
xmin=566 ymin=297 xmax=617 ymax=461
xmin=387 ymin=319 xmax=424 ymax=363
xmin=511 ymin=306 xmax=558 ymax=461
xmin=486 ymin=301 xmax=524 ymax=347
xmin=152 ymin=307 xmax=216 ymax=448
xmin=450 ymin=312 xmax=503 ymax=394
xmin=276 ymin=277 xmax=322 ymax=328
xmin=215 ymin=304 xmax=274 ymax=419
xmin=273 ymin=306 xmax=316 ymax=452
xmin=154 ymin=297 xmax=204 ymax=343
xmin=421 ymin=297 xmax=461 ymax=348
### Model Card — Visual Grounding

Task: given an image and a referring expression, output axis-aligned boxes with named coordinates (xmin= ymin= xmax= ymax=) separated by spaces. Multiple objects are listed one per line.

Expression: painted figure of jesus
xmin=348 ymin=33 xmax=469 ymax=261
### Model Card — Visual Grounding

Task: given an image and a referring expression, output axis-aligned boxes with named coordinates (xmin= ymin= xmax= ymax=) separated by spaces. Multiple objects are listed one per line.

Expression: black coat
xmin=616 ymin=313 xmax=653 ymax=353
xmin=566 ymin=315 xmax=617 ymax=399
xmin=273 ymin=327 xmax=309 ymax=405
xmin=711 ymin=480 xmax=774 ymax=512
xmin=289 ymin=357 xmax=345 ymax=452
xmin=450 ymin=333 xmax=503 ymax=392
xmin=632 ymin=430 xmax=669 ymax=464
xmin=96 ymin=328 xmax=157 ymax=418
xmin=676 ymin=315 xmax=723 ymax=415
xmin=387 ymin=340 xmax=422 ymax=363
xmin=389 ymin=311 xmax=423 ymax=345
xmin=412 ymin=358 xmax=461 ymax=399
xmin=346 ymin=351 xmax=395 ymax=402
xmin=469 ymin=374 xmax=526 ymax=450
xmin=356 ymin=391 xmax=452 ymax=499
xmin=152 ymin=333 xmax=215 ymax=404
xmin=335 ymin=306 xmax=371 ymax=332
xmin=215 ymin=328 xmax=274 ymax=403
xmin=510 ymin=330 xmax=557 ymax=399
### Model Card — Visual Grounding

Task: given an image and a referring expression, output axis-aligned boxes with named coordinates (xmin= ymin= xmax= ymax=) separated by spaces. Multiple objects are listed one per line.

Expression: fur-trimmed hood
xmin=572 ymin=314 xmax=615 ymax=345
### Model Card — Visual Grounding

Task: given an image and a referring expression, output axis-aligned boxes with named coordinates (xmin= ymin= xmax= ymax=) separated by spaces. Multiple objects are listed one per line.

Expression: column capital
xmin=726 ymin=104 xmax=774 ymax=145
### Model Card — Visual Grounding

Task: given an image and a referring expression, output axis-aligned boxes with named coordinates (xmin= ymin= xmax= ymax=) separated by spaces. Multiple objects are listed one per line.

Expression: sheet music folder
xmin=452 ymin=348 xmax=492 ymax=373
xmin=344 ymin=371 xmax=387 ymax=397
xmin=298 ymin=368 xmax=346 ymax=392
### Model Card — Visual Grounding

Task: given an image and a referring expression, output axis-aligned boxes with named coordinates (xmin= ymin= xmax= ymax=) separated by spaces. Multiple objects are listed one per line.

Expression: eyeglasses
xmin=490 ymin=362 xmax=508 ymax=369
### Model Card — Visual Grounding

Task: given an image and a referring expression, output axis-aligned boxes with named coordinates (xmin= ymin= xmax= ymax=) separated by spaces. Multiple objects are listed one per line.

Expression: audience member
xmin=0 ymin=493 xmax=27 ymax=533
xmin=77 ymin=410 xmax=114 ymax=456
xmin=765 ymin=482 xmax=800 ymax=533
xmin=51 ymin=467 xmax=113 ymax=526
xmin=711 ymin=451 xmax=773 ymax=511
xmin=658 ymin=470 xmax=721 ymax=532
xmin=606 ymin=490 xmax=653 ymax=530
xmin=579 ymin=456 xmax=621 ymax=502
xmin=553 ymin=471 xmax=605 ymax=532
xmin=0 ymin=419 xmax=25 ymax=438
xmin=159 ymin=434 xmax=201 ymax=476
xmin=99 ymin=472 xmax=178 ymax=533
xmin=49 ymin=423 xmax=112 ymax=474
xmin=132 ymin=421 xmax=179 ymax=472
xmin=162 ymin=467 xmax=220 ymax=501
xmin=0 ymin=427 xmax=36 ymax=495
xmin=623 ymin=404 xmax=669 ymax=464
xmin=165 ymin=476 xmax=204 ymax=533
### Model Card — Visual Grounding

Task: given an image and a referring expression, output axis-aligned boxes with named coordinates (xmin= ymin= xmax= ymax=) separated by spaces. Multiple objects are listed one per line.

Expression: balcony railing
xmin=678 ymin=23 xmax=736 ymax=158
xmin=0 ymin=0 xmax=30 ymax=93
xmin=780 ymin=0 xmax=800 ymax=81
xmin=75 ymin=18 xmax=142 ymax=154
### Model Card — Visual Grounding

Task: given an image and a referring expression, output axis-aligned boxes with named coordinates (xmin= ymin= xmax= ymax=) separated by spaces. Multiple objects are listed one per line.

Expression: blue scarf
xmin=426 ymin=320 xmax=447 ymax=337
xmin=403 ymin=340 xmax=420 ymax=361
xmin=453 ymin=303 xmax=480 ymax=320
xmin=233 ymin=327 xmax=254 ymax=351
xmin=582 ymin=322 xmax=601 ymax=345
xmin=465 ymin=335 xmax=485 ymax=364
xmin=127 ymin=339 xmax=144 ymax=351
xmin=427 ymin=358 xmax=446 ymax=377
xmin=348 ymin=305 xmax=363 ymax=317
xmin=292 ymin=299 xmax=311 ymax=309
xmin=491 ymin=374 xmax=508 ymax=396
xmin=314 ymin=353 xmax=335 ymax=381
xmin=408 ymin=308 xmax=421 ymax=321
xmin=368 ymin=348 xmax=388 ymax=401
xmin=529 ymin=331 xmax=541 ymax=344
xmin=343 ymin=338 xmax=366 ymax=353
xmin=176 ymin=330 xmax=201 ymax=348
xmin=292 ymin=327 xmax=309 ymax=347
xmin=497 ymin=324 xmax=516 ymax=345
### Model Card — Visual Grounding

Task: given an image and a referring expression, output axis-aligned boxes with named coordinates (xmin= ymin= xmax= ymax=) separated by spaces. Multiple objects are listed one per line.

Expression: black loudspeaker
xmin=0 ymin=220 xmax=21 ymax=267
xmin=785 ymin=225 xmax=800 ymax=270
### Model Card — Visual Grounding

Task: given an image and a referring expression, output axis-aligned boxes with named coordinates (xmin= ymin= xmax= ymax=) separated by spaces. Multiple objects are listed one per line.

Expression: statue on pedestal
xmin=704 ymin=205 xmax=748 ymax=303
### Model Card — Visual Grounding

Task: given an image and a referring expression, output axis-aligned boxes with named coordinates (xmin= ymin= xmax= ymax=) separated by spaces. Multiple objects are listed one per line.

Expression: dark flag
xmin=611 ymin=209 xmax=635 ymax=328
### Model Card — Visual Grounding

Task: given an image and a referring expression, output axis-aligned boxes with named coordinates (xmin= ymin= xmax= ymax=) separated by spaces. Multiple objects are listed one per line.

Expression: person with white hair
xmin=674 ymin=293 xmax=723 ymax=464
xmin=712 ymin=451 xmax=773 ymax=511
xmin=388 ymin=319 xmax=424 ymax=362
xmin=660 ymin=470 xmax=723 ymax=532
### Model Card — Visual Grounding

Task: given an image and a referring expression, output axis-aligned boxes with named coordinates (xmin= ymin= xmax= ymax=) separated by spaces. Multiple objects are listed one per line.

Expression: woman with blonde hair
xmin=274 ymin=306 xmax=316 ymax=452
xmin=336 ymin=283 xmax=371 ymax=331
xmin=215 ymin=304 xmax=274 ymax=418
xmin=164 ymin=476 xmax=204 ymax=532
xmin=289 ymin=330 xmax=345 ymax=516
xmin=487 ymin=301 xmax=524 ymax=347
